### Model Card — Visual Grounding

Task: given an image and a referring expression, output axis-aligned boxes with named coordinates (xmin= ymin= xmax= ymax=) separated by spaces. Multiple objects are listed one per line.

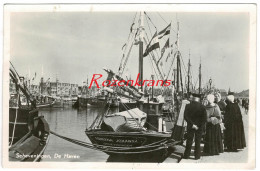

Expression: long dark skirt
xmin=204 ymin=123 xmax=224 ymax=155
xmin=224 ymin=122 xmax=246 ymax=150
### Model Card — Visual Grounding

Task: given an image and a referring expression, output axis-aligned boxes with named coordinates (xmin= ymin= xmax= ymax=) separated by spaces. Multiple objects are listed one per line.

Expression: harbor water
xmin=40 ymin=106 xmax=116 ymax=162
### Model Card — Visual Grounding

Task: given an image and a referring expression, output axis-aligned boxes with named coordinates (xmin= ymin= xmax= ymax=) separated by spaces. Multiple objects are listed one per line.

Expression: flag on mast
xmin=143 ymin=31 xmax=159 ymax=57
xmin=158 ymin=23 xmax=171 ymax=39
xmin=156 ymin=38 xmax=169 ymax=66
xmin=161 ymin=38 xmax=169 ymax=57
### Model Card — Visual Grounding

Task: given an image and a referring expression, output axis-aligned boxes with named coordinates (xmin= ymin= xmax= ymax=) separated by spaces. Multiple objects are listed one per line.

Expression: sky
xmin=10 ymin=11 xmax=249 ymax=92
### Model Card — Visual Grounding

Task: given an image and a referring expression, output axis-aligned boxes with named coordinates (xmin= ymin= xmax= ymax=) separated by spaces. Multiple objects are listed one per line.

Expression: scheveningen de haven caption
xmin=6 ymin=6 xmax=253 ymax=166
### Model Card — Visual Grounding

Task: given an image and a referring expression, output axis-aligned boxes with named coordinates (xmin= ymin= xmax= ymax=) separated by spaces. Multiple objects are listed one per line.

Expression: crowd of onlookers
xmin=183 ymin=92 xmax=247 ymax=160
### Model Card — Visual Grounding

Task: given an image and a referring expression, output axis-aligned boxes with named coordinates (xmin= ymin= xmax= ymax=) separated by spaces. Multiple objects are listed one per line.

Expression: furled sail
xmin=102 ymin=108 xmax=147 ymax=132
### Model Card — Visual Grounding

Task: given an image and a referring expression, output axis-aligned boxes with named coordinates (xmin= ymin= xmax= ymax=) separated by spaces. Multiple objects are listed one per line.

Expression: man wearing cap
xmin=183 ymin=93 xmax=207 ymax=160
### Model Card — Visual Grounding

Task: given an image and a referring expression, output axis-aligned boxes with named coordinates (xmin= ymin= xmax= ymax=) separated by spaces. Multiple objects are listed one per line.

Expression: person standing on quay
xmin=244 ymin=98 xmax=249 ymax=114
xmin=242 ymin=98 xmax=246 ymax=108
xmin=204 ymin=94 xmax=224 ymax=155
xmin=224 ymin=95 xmax=246 ymax=151
xmin=183 ymin=94 xmax=207 ymax=160
xmin=215 ymin=93 xmax=226 ymax=117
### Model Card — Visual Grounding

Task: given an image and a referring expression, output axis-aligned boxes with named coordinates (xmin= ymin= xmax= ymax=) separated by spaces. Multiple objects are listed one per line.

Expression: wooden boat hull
xmin=79 ymin=97 xmax=107 ymax=108
xmin=78 ymin=97 xmax=119 ymax=108
xmin=88 ymin=98 xmax=107 ymax=107
xmin=85 ymin=130 xmax=177 ymax=162
xmin=78 ymin=97 xmax=89 ymax=107
xmin=9 ymin=116 xmax=50 ymax=162
xmin=86 ymin=130 xmax=171 ymax=153
xmin=9 ymin=65 xmax=50 ymax=162
xmin=36 ymin=100 xmax=55 ymax=108
xmin=9 ymin=108 xmax=38 ymax=144
xmin=53 ymin=100 xmax=73 ymax=108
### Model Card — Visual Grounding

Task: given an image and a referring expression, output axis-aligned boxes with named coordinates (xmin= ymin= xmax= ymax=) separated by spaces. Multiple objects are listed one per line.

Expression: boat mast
xmin=176 ymin=21 xmax=180 ymax=94
xmin=176 ymin=55 xmax=180 ymax=93
xmin=199 ymin=56 xmax=202 ymax=94
xmin=187 ymin=50 xmax=191 ymax=97
xmin=139 ymin=11 xmax=144 ymax=91
xmin=175 ymin=21 xmax=181 ymax=114
xmin=151 ymin=74 xmax=154 ymax=99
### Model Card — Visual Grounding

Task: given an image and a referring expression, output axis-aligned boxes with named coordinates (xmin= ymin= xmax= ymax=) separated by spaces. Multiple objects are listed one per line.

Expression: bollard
xmin=163 ymin=120 xmax=167 ymax=132
xmin=158 ymin=117 xmax=163 ymax=132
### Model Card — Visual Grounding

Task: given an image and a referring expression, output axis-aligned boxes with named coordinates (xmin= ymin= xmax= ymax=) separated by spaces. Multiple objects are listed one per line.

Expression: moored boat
xmin=85 ymin=11 xmax=191 ymax=162
xmin=85 ymin=104 xmax=177 ymax=161
xmin=9 ymin=63 xmax=50 ymax=162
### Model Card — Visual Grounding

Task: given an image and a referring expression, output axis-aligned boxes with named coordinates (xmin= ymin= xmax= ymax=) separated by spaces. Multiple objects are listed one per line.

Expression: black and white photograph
xmin=2 ymin=3 xmax=256 ymax=169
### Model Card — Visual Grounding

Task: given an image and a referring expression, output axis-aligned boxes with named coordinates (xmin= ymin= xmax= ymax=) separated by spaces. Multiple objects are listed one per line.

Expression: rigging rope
xmin=156 ymin=12 xmax=177 ymax=34
xmin=9 ymin=92 xmax=20 ymax=147
xmin=179 ymin=60 xmax=184 ymax=94
xmin=144 ymin=13 xmax=155 ymax=38
xmin=144 ymin=11 xmax=157 ymax=30
xmin=147 ymin=51 xmax=160 ymax=81
xmin=165 ymin=52 xmax=177 ymax=80
xmin=118 ymin=12 xmax=138 ymax=76
xmin=143 ymin=36 xmax=164 ymax=80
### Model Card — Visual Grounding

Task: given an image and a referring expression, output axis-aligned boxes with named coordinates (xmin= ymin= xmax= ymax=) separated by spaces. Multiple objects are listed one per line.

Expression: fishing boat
xmin=76 ymin=84 xmax=119 ymax=108
xmin=85 ymin=12 xmax=190 ymax=162
xmin=36 ymin=95 xmax=56 ymax=108
xmin=86 ymin=103 xmax=176 ymax=162
xmin=9 ymin=63 xmax=50 ymax=162
xmin=87 ymin=94 xmax=107 ymax=107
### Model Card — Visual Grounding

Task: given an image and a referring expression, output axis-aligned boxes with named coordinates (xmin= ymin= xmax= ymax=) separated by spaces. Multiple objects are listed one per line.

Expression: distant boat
xmin=9 ymin=63 xmax=50 ymax=162
xmin=19 ymin=94 xmax=56 ymax=108
xmin=77 ymin=87 xmax=119 ymax=108
xmin=87 ymin=94 xmax=107 ymax=107
xmin=36 ymin=97 xmax=56 ymax=108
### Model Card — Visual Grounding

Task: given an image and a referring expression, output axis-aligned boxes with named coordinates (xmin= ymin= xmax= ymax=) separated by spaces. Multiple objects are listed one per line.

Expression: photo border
xmin=2 ymin=3 xmax=257 ymax=169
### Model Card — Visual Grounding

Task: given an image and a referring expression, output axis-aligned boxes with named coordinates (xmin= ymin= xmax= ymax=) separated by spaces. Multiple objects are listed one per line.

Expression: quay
xmin=164 ymin=107 xmax=248 ymax=163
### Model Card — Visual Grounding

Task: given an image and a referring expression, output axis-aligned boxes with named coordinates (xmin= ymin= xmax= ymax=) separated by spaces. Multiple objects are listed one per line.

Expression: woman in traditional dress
xmin=215 ymin=93 xmax=226 ymax=120
xmin=224 ymin=95 xmax=246 ymax=151
xmin=204 ymin=94 xmax=224 ymax=155
xmin=215 ymin=93 xmax=227 ymax=113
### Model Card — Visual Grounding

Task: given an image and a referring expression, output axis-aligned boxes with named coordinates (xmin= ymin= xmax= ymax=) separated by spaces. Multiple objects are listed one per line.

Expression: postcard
xmin=2 ymin=3 xmax=256 ymax=169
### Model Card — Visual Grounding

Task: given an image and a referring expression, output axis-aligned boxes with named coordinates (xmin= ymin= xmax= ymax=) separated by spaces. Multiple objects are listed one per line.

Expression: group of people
xmin=240 ymin=98 xmax=249 ymax=114
xmin=183 ymin=92 xmax=246 ymax=160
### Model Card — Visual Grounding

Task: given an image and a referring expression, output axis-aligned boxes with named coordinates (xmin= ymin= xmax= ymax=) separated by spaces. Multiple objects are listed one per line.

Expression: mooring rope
xmin=50 ymin=130 xmax=178 ymax=154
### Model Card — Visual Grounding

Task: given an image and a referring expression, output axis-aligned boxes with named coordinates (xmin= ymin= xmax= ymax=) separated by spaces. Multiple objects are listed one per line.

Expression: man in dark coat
xmin=242 ymin=98 xmax=246 ymax=108
xmin=183 ymin=94 xmax=207 ymax=160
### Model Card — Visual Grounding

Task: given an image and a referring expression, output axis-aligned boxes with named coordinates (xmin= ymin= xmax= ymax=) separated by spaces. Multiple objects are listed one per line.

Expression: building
xmin=70 ymin=84 xmax=78 ymax=96
xmin=48 ymin=81 xmax=78 ymax=97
